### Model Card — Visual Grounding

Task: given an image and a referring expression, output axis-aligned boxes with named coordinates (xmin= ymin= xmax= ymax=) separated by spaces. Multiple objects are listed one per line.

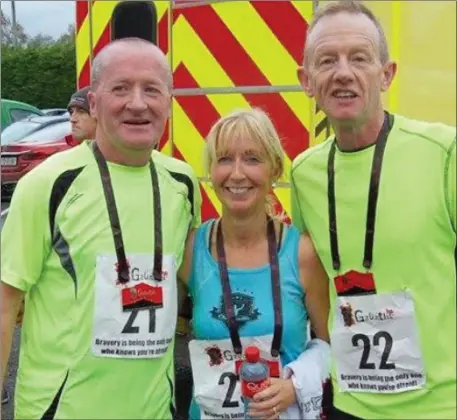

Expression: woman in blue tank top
xmin=178 ymin=108 xmax=330 ymax=420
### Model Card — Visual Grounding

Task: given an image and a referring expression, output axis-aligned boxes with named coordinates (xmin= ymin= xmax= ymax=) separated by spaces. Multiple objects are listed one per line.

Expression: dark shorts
xmin=323 ymin=381 xmax=364 ymax=420
xmin=329 ymin=406 xmax=364 ymax=420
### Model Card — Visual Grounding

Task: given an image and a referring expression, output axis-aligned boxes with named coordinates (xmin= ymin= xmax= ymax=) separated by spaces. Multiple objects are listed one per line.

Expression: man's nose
xmin=334 ymin=58 xmax=355 ymax=83
xmin=126 ymin=87 xmax=148 ymax=112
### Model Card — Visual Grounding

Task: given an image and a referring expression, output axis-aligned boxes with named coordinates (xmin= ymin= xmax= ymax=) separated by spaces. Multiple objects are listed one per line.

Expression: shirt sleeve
xmin=446 ymin=139 xmax=456 ymax=232
xmin=1 ymin=171 xmax=51 ymax=292
xmin=290 ymin=169 xmax=308 ymax=234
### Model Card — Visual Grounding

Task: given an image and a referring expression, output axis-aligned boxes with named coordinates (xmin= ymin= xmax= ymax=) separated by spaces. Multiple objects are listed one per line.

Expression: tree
xmin=57 ymin=24 xmax=76 ymax=45
xmin=1 ymin=42 xmax=76 ymax=108
xmin=27 ymin=33 xmax=54 ymax=48
xmin=0 ymin=9 xmax=28 ymax=46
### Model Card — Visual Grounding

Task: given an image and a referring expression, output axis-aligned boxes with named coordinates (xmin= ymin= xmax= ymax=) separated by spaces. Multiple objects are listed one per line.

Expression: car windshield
xmin=1 ymin=120 xmax=42 ymax=145
xmin=17 ymin=121 xmax=71 ymax=144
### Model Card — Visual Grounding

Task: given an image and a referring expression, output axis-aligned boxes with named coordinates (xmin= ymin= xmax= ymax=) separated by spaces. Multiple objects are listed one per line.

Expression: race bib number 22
xmin=331 ymin=291 xmax=426 ymax=394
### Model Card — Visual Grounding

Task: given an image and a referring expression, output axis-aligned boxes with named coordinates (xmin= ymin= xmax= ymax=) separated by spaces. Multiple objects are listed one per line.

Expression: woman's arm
xmin=177 ymin=228 xmax=196 ymax=286
xmin=176 ymin=229 xmax=196 ymax=334
xmin=248 ymin=234 xmax=331 ymax=419
xmin=298 ymin=234 xmax=330 ymax=343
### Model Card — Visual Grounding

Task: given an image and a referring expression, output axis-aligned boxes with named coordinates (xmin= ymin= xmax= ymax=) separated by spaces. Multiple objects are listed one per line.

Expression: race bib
xmin=189 ymin=335 xmax=282 ymax=420
xmin=92 ymin=254 xmax=177 ymax=359
xmin=331 ymin=290 xmax=425 ymax=394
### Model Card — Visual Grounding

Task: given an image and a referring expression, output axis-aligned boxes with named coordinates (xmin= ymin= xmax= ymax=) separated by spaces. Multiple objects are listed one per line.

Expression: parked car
xmin=1 ymin=99 xmax=43 ymax=131
xmin=1 ymin=115 xmax=69 ymax=146
xmin=41 ymin=108 xmax=69 ymax=117
xmin=1 ymin=119 xmax=75 ymax=198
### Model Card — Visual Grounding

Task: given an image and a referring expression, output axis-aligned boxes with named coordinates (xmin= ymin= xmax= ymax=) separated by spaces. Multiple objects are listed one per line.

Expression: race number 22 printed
xmin=331 ymin=291 xmax=426 ymax=394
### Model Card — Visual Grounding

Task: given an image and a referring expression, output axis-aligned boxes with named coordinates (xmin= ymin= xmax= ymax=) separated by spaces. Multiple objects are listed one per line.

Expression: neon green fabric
xmin=291 ymin=115 xmax=456 ymax=419
xmin=1 ymin=142 xmax=201 ymax=419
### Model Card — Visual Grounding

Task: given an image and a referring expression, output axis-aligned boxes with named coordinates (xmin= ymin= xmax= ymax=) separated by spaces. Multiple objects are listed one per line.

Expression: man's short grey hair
xmin=90 ymin=37 xmax=173 ymax=91
xmin=305 ymin=1 xmax=389 ymax=65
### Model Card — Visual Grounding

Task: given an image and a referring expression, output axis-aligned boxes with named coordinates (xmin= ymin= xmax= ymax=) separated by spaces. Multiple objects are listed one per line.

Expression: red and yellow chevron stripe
xmin=75 ymin=1 xmax=316 ymax=221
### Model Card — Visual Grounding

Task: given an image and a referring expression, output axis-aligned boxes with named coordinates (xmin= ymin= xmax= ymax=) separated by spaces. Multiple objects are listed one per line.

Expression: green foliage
xmin=1 ymin=42 xmax=76 ymax=108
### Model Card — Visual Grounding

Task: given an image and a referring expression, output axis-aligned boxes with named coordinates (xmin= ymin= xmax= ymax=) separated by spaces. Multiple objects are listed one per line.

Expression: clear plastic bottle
xmin=240 ymin=346 xmax=270 ymax=419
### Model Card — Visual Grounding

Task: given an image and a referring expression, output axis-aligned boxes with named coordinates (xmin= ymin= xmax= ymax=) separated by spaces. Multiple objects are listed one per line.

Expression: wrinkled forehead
xmin=307 ymin=12 xmax=381 ymax=57
xmin=101 ymin=45 xmax=170 ymax=85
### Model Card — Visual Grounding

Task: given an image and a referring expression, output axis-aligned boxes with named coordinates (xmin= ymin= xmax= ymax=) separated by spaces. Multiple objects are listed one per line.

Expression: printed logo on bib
xmin=92 ymin=254 xmax=177 ymax=359
xmin=189 ymin=336 xmax=282 ymax=420
xmin=339 ymin=303 xmax=395 ymax=328
xmin=203 ymin=344 xmax=280 ymax=378
xmin=121 ymin=284 xmax=164 ymax=311
xmin=331 ymin=291 xmax=425 ymax=394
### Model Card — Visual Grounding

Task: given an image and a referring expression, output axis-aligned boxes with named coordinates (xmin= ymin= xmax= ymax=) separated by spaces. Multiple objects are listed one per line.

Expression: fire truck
xmin=75 ymin=0 xmax=456 ymax=221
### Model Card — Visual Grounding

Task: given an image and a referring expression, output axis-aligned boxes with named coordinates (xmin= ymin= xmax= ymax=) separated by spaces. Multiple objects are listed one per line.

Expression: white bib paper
xmin=331 ymin=290 xmax=425 ymax=393
xmin=189 ymin=335 xmax=282 ymax=420
xmin=92 ymin=254 xmax=177 ymax=359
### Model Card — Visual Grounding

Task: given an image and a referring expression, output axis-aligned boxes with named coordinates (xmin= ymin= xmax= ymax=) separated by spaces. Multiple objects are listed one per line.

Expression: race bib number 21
xmin=92 ymin=254 xmax=177 ymax=359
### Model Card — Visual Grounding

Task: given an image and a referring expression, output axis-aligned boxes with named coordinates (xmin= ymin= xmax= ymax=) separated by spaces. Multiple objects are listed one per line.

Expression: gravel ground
xmin=1 ymin=330 xmax=193 ymax=420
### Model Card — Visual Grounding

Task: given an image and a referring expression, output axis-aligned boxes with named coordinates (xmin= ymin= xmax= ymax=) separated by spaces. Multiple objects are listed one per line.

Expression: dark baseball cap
xmin=67 ymin=86 xmax=91 ymax=112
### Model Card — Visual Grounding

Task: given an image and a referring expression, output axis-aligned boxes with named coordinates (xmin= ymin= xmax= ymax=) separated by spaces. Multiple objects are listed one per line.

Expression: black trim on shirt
xmin=166 ymin=170 xmax=195 ymax=218
xmin=40 ymin=371 xmax=69 ymax=420
xmin=52 ymin=226 xmax=78 ymax=297
xmin=48 ymin=167 xmax=85 ymax=296
xmin=49 ymin=167 xmax=85 ymax=237
xmin=166 ymin=368 xmax=176 ymax=419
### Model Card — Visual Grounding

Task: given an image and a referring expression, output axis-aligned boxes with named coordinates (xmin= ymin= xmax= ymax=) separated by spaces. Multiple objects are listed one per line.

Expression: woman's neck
xmin=220 ymin=211 xmax=268 ymax=248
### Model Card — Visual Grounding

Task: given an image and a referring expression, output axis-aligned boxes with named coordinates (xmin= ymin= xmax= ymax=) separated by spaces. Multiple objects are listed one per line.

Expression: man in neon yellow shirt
xmin=291 ymin=1 xmax=456 ymax=419
xmin=1 ymin=37 xmax=201 ymax=419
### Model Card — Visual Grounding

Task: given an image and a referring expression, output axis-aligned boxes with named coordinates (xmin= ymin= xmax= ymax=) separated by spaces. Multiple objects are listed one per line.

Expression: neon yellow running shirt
xmin=291 ymin=114 xmax=456 ymax=419
xmin=1 ymin=142 xmax=201 ymax=419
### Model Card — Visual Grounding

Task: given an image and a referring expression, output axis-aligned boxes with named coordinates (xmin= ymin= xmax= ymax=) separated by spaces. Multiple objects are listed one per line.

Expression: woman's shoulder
xmin=195 ymin=219 xmax=217 ymax=240
xmin=279 ymin=222 xmax=301 ymax=247
xmin=179 ymin=220 xmax=215 ymax=284
xmin=295 ymin=232 xmax=322 ymax=273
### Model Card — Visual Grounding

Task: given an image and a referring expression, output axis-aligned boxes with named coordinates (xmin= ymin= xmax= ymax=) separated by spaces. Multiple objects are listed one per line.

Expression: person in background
xmin=291 ymin=1 xmax=456 ymax=419
xmin=68 ymin=86 xmax=97 ymax=143
xmin=179 ymin=108 xmax=331 ymax=420
xmin=1 ymin=37 xmax=201 ymax=419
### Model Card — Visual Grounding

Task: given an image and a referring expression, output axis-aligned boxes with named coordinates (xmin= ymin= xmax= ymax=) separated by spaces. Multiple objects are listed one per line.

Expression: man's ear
xmin=297 ymin=66 xmax=314 ymax=97
xmin=88 ymin=90 xmax=97 ymax=119
xmin=381 ymin=61 xmax=397 ymax=92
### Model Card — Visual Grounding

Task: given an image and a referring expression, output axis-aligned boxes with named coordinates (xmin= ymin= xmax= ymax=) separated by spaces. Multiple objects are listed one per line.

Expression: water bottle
xmin=240 ymin=346 xmax=270 ymax=419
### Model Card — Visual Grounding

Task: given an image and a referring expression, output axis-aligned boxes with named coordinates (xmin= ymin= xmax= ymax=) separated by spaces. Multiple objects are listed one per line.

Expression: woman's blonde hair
xmin=204 ymin=108 xmax=285 ymax=218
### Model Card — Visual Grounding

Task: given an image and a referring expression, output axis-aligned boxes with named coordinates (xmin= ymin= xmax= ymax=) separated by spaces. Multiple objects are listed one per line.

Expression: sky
xmin=1 ymin=0 xmax=75 ymax=39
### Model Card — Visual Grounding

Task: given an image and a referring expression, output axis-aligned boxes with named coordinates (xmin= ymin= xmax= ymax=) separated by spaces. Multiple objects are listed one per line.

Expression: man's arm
xmin=1 ymin=284 xmax=24 ymax=391
xmin=1 ymin=171 xmax=50 ymax=391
